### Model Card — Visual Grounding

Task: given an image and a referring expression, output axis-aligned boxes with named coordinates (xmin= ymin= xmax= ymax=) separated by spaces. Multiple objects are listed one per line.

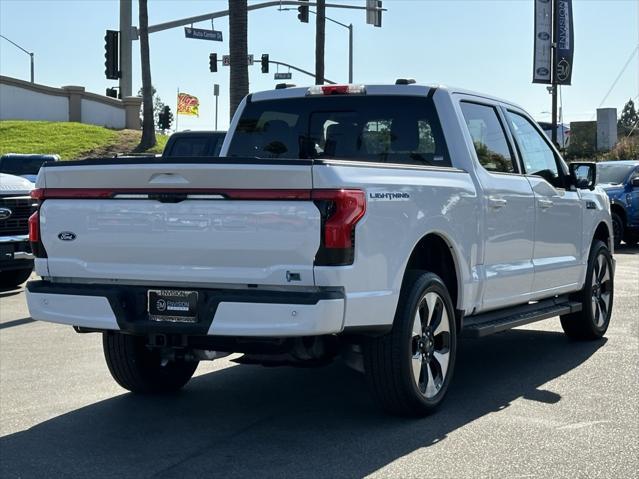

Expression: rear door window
xmin=460 ymin=102 xmax=517 ymax=174
xmin=227 ymin=96 xmax=451 ymax=167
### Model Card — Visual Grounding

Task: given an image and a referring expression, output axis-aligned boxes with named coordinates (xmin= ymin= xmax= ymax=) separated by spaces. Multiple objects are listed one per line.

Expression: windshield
xmin=227 ymin=96 xmax=451 ymax=167
xmin=0 ymin=157 xmax=48 ymax=176
xmin=597 ymin=163 xmax=635 ymax=185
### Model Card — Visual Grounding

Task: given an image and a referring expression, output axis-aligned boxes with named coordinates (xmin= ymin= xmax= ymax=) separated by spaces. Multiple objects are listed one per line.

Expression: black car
xmin=0 ymin=153 xmax=60 ymax=183
xmin=162 ymin=131 xmax=226 ymax=158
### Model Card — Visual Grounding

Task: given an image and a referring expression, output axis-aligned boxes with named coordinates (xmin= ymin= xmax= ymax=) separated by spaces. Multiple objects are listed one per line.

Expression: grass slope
xmin=0 ymin=121 xmax=168 ymax=160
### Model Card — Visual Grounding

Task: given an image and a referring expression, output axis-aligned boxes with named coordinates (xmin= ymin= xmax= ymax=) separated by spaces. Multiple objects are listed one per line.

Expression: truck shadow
xmin=0 ymin=329 xmax=605 ymax=478
xmin=616 ymin=243 xmax=639 ymax=255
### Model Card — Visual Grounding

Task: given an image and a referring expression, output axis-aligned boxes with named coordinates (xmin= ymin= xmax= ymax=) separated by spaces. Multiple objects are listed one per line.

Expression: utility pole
xmin=315 ymin=0 xmax=326 ymax=85
xmin=348 ymin=23 xmax=353 ymax=83
xmin=214 ymin=83 xmax=220 ymax=130
xmin=119 ymin=0 xmax=133 ymax=97
xmin=550 ymin=0 xmax=558 ymax=145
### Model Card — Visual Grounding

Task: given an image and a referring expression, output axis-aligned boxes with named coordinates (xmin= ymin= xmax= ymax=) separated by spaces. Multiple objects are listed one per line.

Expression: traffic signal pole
xmin=119 ymin=0 xmax=133 ymax=97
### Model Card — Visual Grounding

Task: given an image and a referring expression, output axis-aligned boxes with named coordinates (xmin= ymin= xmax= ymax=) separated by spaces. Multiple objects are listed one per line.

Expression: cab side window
xmin=506 ymin=111 xmax=563 ymax=188
xmin=460 ymin=102 xmax=517 ymax=174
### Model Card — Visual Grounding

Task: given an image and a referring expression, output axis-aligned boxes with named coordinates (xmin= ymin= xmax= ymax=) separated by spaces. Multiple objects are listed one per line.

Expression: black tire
xmin=611 ymin=213 xmax=624 ymax=249
xmin=560 ymin=240 xmax=613 ymax=340
xmin=364 ymin=271 xmax=457 ymax=416
xmin=103 ymin=332 xmax=198 ymax=394
xmin=0 ymin=267 xmax=32 ymax=288
xmin=623 ymin=232 xmax=638 ymax=246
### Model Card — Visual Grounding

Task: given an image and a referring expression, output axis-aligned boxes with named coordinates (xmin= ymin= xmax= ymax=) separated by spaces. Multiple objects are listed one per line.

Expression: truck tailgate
xmin=37 ymin=161 xmax=319 ymax=286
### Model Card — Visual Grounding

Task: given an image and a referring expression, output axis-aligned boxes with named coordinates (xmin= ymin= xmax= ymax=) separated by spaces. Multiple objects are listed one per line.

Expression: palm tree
xmin=137 ymin=0 xmax=156 ymax=151
xmin=315 ymin=0 xmax=325 ymax=85
xmin=229 ymin=0 xmax=248 ymax=120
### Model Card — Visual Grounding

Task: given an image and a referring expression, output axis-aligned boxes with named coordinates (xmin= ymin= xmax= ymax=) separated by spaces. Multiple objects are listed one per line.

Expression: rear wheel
xmin=0 ymin=267 xmax=32 ymax=288
xmin=103 ymin=332 xmax=198 ymax=394
xmin=364 ymin=272 xmax=457 ymax=416
xmin=611 ymin=213 xmax=623 ymax=249
xmin=560 ymin=240 xmax=613 ymax=340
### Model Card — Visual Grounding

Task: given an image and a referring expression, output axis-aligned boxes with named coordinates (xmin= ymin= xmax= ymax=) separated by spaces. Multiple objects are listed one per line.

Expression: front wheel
xmin=364 ymin=272 xmax=457 ymax=416
xmin=103 ymin=332 xmax=198 ymax=394
xmin=560 ymin=240 xmax=613 ymax=340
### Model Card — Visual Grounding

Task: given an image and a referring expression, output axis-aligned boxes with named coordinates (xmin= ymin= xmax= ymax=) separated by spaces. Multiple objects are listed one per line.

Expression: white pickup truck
xmin=26 ymin=83 xmax=614 ymax=416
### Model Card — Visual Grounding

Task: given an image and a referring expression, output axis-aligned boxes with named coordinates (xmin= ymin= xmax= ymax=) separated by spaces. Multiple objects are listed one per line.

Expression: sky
xmin=0 ymin=0 xmax=638 ymax=131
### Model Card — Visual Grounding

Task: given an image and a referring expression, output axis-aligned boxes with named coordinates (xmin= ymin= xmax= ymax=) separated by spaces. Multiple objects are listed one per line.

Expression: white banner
xmin=533 ymin=0 xmax=553 ymax=84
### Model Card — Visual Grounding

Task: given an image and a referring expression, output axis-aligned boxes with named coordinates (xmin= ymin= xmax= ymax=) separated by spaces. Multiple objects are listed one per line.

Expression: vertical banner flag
xmin=533 ymin=0 xmax=552 ymax=84
xmin=554 ymin=0 xmax=574 ymax=85
xmin=177 ymin=93 xmax=200 ymax=116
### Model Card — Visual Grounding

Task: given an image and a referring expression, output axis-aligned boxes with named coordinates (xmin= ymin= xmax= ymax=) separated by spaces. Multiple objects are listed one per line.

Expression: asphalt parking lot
xmin=0 ymin=246 xmax=637 ymax=479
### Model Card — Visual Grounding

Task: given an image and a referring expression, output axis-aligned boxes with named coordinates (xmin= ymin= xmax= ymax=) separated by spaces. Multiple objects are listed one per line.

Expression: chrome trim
xmin=0 ymin=235 xmax=29 ymax=243
xmin=12 ymin=252 xmax=34 ymax=260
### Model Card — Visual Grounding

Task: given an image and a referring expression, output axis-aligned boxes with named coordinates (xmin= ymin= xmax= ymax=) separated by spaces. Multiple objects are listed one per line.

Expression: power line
xmin=593 ymin=44 xmax=639 ymax=118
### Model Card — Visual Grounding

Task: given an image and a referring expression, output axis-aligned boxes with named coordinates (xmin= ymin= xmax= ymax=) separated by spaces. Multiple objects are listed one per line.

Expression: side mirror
xmin=631 ymin=177 xmax=639 ymax=188
xmin=569 ymin=162 xmax=597 ymax=190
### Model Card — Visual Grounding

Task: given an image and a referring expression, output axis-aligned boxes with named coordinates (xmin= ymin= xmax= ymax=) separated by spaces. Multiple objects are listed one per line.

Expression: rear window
xmin=167 ymin=137 xmax=210 ymax=157
xmin=227 ymin=96 xmax=451 ymax=167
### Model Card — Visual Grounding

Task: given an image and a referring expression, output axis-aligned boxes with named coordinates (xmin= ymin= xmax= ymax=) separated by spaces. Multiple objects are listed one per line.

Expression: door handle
xmin=538 ymin=199 xmax=554 ymax=209
xmin=488 ymin=197 xmax=508 ymax=209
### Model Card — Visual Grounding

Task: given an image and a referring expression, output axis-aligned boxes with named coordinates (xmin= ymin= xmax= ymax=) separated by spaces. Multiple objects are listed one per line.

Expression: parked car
xmin=596 ymin=160 xmax=639 ymax=247
xmin=26 ymin=83 xmax=613 ymax=416
xmin=0 ymin=173 xmax=36 ymax=287
xmin=162 ymin=131 xmax=226 ymax=158
xmin=0 ymin=154 xmax=60 ymax=183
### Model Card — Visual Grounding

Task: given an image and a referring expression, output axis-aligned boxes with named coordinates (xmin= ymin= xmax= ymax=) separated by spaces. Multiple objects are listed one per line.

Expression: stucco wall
xmin=0 ymin=83 xmax=69 ymax=122
xmin=81 ymin=98 xmax=126 ymax=129
xmin=0 ymin=76 xmax=141 ymax=130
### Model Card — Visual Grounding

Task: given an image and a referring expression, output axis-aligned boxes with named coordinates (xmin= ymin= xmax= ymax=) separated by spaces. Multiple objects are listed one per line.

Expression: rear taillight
xmin=312 ymin=189 xmax=366 ymax=266
xmin=28 ymin=209 xmax=47 ymax=258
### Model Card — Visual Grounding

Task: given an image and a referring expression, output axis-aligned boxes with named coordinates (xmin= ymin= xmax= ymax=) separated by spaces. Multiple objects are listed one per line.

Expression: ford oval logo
xmin=537 ymin=32 xmax=550 ymax=41
xmin=0 ymin=208 xmax=12 ymax=220
xmin=58 ymin=232 xmax=76 ymax=241
xmin=536 ymin=67 xmax=550 ymax=76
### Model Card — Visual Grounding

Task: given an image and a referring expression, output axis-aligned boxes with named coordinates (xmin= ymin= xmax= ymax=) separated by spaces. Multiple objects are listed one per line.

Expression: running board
xmin=462 ymin=296 xmax=582 ymax=338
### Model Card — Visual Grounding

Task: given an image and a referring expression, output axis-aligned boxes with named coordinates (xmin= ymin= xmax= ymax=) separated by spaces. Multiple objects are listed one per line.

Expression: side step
xmin=462 ymin=296 xmax=582 ymax=338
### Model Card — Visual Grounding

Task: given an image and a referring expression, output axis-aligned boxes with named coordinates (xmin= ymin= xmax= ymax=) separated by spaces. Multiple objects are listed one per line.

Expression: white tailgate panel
xmin=41 ymin=199 xmax=320 ymax=286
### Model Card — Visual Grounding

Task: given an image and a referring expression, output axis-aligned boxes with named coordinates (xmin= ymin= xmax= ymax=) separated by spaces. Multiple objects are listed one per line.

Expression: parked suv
xmin=0 ymin=173 xmax=36 ymax=287
xmin=26 ymin=83 xmax=613 ymax=416
xmin=596 ymin=160 xmax=639 ymax=247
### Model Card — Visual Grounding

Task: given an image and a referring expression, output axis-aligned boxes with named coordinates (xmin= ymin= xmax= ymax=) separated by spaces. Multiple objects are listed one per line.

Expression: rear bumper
xmin=26 ymin=281 xmax=345 ymax=337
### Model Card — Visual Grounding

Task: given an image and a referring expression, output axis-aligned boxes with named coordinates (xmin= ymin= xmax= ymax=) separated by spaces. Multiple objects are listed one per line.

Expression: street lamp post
xmin=308 ymin=10 xmax=354 ymax=83
xmin=0 ymin=34 xmax=34 ymax=83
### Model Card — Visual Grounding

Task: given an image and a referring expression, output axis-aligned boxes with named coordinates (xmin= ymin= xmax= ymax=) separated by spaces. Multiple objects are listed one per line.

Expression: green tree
xmin=137 ymin=86 xmax=166 ymax=127
xmin=619 ymin=98 xmax=639 ymax=136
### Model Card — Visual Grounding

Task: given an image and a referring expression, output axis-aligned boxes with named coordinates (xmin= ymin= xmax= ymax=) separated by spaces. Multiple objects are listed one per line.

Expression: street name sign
xmin=184 ymin=27 xmax=223 ymax=42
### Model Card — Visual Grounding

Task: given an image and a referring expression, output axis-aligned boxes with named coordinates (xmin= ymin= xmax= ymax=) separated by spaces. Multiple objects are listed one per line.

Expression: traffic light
xmin=297 ymin=0 xmax=309 ymax=23
xmin=104 ymin=30 xmax=119 ymax=80
xmin=261 ymin=54 xmax=269 ymax=74
xmin=209 ymin=53 xmax=217 ymax=72
xmin=158 ymin=106 xmax=173 ymax=131
xmin=105 ymin=87 xmax=118 ymax=98
xmin=366 ymin=0 xmax=383 ymax=28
